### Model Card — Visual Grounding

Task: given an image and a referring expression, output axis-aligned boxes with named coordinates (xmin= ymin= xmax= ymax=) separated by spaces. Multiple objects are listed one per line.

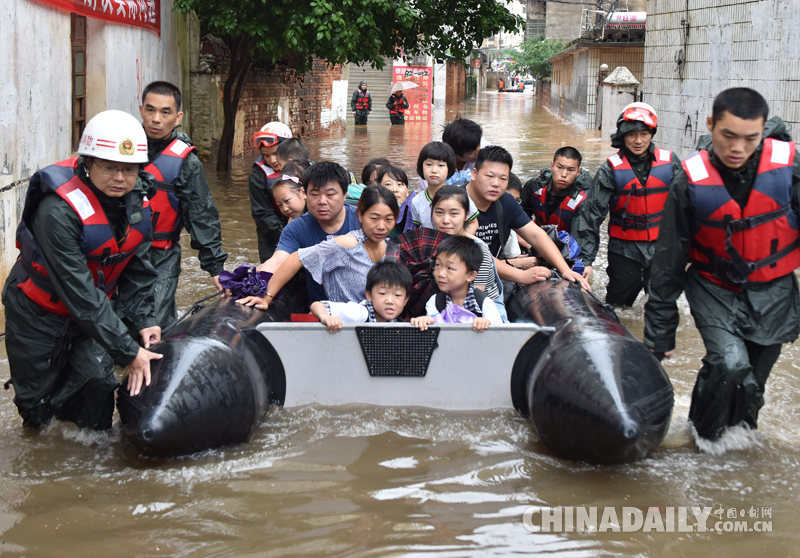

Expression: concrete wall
xmin=0 ymin=0 xmax=183 ymax=290
xmin=643 ymin=0 xmax=800 ymax=157
xmin=546 ymin=3 xmax=585 ymax=42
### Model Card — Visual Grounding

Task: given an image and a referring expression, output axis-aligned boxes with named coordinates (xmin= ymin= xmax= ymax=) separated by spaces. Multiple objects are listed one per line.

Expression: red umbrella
xmin=386 ymin=228 xmax=448 ymax=320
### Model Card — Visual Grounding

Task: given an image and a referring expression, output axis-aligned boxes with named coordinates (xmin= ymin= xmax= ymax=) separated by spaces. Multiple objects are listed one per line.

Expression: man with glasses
xmin=2 ymin=110 xmax=163 ymax=430
xmin=573 ymin=103 xmax=682 ymax=306
xmin=140 ymin=81 xmax=227 ymax=330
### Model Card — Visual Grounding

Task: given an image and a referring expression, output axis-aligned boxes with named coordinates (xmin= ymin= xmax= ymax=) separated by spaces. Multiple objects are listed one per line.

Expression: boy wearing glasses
xmin=140 ymin=81 xmax=228 ymax=329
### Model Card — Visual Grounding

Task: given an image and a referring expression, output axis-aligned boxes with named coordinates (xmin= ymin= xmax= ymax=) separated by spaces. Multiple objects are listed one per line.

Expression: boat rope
xmin=162 ymin=291 xmax=224 ymax=335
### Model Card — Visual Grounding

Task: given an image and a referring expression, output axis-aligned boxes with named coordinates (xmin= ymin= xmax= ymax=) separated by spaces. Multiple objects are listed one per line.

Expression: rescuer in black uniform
xmin=644 ymin=88 xmax=800 ymax=444
xmin=351 ymin=81 xmax=372 ymax=125
xmin=139 ymin=81 xmax=227 ymax=330
xmin=572 ymin=102 xmax=682 ymax=306
xmin=2 ymin=110 xmax=163 ymax=430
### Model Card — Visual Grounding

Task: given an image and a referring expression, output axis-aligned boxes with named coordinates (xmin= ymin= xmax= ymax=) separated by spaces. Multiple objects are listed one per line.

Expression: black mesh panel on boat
xmin=356 ymin=327 xmax=440 ymax=377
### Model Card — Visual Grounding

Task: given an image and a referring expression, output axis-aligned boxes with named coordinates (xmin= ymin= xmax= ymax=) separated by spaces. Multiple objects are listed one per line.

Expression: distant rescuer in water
xmin=386 ymin=90 xmax=410 ymax=125
xmin=139 ymin=81 xmax=227 ymax=330
xmin=644 ymin=88 xmax=800 ymax=447
xmin=572 ymin=102 xmax=682 ymax=306
xmin=1 ymin=110 xmax=163 ymax=430
xmin=351 ymin=81 xmax=372 ymax=125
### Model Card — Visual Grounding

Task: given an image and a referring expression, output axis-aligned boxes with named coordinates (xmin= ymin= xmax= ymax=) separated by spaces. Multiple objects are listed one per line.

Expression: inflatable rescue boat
xmin=118 ymin=278 xmax=673 ymax=464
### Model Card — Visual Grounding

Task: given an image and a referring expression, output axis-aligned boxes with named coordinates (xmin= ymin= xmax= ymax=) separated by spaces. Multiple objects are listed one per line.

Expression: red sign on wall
xmin=39 ymin=0 xmax=161 ymax=35
xmin=393 ymin=66 xmax=432 ymax=124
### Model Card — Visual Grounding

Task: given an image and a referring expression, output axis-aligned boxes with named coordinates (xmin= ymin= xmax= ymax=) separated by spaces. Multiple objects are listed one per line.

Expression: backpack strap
xmin=435 ymin=292 xmax=447 ymax=313
xmin=472 ymin=287 xmax=486 ymax=317
xmin=435 ymin=289 xmax=486 ymax=317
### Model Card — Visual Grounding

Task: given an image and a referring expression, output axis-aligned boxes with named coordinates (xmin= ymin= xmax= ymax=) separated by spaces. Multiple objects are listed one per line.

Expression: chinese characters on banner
xmin=393 ymin=66 xmax=432 ymax=124
xmin=39 ymin=0 xmax=160 ymax=35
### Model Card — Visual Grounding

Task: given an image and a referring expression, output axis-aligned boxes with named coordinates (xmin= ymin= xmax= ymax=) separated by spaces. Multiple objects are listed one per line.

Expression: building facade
xmin=550 ymin=44 xmax=645 ymax=130
xmin=642 ymin=0 xmax=800 ymax=156
xmin=1 ymin=0 xmax=185 ymax=286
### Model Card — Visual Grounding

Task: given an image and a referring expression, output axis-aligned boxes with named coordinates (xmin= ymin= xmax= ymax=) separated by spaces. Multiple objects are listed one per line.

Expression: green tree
xmin=509 ymin=36 xmax=564 ymax=80
xmin=174 ymin=0 xmax=524 ymax=170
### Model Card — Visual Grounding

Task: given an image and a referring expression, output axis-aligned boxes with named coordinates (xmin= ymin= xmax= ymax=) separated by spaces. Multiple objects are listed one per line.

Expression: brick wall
xmin=445 ymin=61 xmax=467 ymax=104
xmin=201 ymin=37 xmax=345 ymax=158
xmin=537 ymin=78 xmax=551 ymax=106
xmin=643 ymin=0 xmax=800 ymax=157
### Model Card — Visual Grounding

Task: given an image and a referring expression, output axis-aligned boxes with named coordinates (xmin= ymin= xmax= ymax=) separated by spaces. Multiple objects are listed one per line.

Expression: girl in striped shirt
xmin=430 ymin=186 xmax=508 ymax=322
xmin=238 ymin=185 xmax=399 ymax=310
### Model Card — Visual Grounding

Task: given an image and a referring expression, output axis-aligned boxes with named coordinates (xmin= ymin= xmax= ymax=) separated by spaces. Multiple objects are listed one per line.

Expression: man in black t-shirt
xmin=466 ymin=146 xmax=589 ymax=289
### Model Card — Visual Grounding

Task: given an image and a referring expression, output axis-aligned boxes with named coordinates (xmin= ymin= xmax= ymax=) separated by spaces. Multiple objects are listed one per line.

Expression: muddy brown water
xmin=0 ymin=92 xmax=797 ymax=555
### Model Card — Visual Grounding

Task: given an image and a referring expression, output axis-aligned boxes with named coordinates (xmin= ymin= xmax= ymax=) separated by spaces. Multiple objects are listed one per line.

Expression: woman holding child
xmin=239 ymin=185 xmax=398 ymax=310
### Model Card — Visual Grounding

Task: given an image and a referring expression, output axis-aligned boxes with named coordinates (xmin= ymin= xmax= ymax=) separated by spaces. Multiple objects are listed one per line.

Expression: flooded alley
xmin=0 ymin=92 xmax=798 ymax=556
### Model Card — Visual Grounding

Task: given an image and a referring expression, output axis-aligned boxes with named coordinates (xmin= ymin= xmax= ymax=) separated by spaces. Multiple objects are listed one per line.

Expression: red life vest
xmin=531 ymin=183 xmax=587 ymax=232
xmin=389 ymin=95 xmax=407 ymax=115
xmin=608 ymin=148 xmax=674 ymax=241
xmin=253 ymin=156 xmax=282 ymax=216
xmin=143 ymin=138 xmax=195 ymax=250
xmin=685 ymin=139 xmax=800 ymax=289
xmin=254 ymin=157 xmax=280 ymax=184
xmin=15 ymin=158 xmax=152 ymax=316
xmin=354 ymin=90 xmax=370 ymax=110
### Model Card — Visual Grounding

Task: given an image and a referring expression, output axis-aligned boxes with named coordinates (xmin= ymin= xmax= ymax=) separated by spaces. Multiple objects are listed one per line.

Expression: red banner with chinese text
xmin=38 ymin=0 xmax=160 ymax=35
xmin=393 ymin=66 xmax=432 ymax=124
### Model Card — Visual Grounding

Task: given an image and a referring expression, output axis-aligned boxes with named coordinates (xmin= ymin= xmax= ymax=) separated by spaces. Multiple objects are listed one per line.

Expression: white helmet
xmin=77 ymin=110 xmax=148 ymax=164
xmin=253 ymin=121 xmax=293 ymax=148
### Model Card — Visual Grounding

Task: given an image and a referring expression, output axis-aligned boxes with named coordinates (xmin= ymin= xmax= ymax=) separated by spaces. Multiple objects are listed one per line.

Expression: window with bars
xmin=71 ymin=14 xmax=87 ymax=152
xmin=527 ymin=19 xmax=546 ymax=40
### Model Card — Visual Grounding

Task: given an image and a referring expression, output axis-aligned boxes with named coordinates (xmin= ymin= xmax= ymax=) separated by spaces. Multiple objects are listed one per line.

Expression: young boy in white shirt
xmin=310 ymin=261 xmax=412 ymax=333
xmin=411 ymin=236 xmax=503 ymax=332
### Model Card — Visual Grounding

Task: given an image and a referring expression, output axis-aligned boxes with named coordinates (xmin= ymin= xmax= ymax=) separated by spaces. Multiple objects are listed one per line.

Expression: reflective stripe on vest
xmin=685 ymin=139 xmax=800 ymax=289
xmin=608 ymin=148 xmax=673 ymax=241
xmin=254 ymin=157 xmax=280 ymax=184
xmin=355 ymin=91 xmax=370 ymax=110
xmin=389 ymin=97 xmax=406 ymax=115
xmin=15 ymin=158 xmax=152 ymax=316
xmin=143 ymin=138 xmax=196 ymax=250
xmin=531 ymin=184 xmax=587 ymax=232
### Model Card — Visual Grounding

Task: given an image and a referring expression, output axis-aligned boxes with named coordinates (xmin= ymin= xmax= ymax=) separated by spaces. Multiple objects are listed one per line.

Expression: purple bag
xmin=433 ymin=304 xmax=478 ymax=324
xmin=218 ymin=264 xmax=273 ymax=301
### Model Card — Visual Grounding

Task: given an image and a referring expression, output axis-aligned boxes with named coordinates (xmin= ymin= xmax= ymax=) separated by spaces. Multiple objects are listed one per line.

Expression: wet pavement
xmin=0 ymin=91 xmax=797 ymax=556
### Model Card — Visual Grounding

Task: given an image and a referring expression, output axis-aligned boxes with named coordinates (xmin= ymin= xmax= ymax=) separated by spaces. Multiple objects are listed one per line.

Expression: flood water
xmin=0 ymin=92 xmax=798 ymax=556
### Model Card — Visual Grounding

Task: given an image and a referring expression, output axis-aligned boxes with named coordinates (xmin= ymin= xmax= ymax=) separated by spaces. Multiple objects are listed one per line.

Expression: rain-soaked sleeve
xmin=31 ymin=196 xmax=141 ymax=367
xmin=571 ymin=161 xmax=616 ymax=266
xmin=115 ymin=186 xmax=159 ymax=334
xmin=643 ymin=169 xmax=693 ymax=352
xmin=176 ymin=154 xmax=228 ymax=277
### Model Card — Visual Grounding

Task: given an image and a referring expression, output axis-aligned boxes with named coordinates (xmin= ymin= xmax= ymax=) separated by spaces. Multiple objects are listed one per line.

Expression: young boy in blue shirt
xmin=412 ymin=236 xmax=503 ymax=331
xmin=310 ymin=261 xmax=412 ymax=332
